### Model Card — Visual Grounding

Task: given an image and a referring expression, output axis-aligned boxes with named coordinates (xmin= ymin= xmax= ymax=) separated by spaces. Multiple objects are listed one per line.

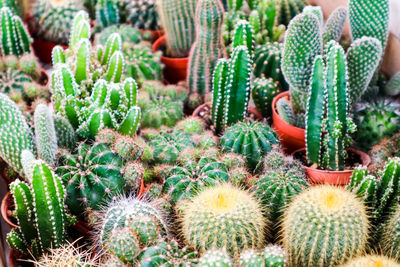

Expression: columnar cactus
xmin=126 ymin=0 xmax=161 ymax=31
xmin=32 ymin=0 xmax=82 ymax=45
xmin=305 ymin=43 xmax=356 ymax=171
xmin=181 ymin=183 xmax=266 ymax=257
xmin=384 ymin=72 xmax=400 ymax=96
xmin=53 ymin=115 xmax=76 ymax=150
xmin=95 ymin=0 xmax=120 ymax=29
xmin=231 ymin=20 xmax=255 ymax=58
xmin=322 ymin=7 xmax=348 ymax=45
xmin=341 ymin=255 xmax=400 ymax=267
xmin=282 ymin=186 xmax=369 ymax=267
xmin=187 ymin=0 xmax=225 ymax=97
xmin=275 ymin=0 xmax=307 ymax=26
xmin=211 ymin=46 xmax=252 ymax=133
xmin=199 ymin=249 xmax=233 ymax=267
xmin=252 ymin=77 xmax=279 ymax=118
xmin=380 ymin=205 xmax=400 ymax=261
xmin=0 ymin=7 xmax=32 ymax=56
xmin=220 ymin=121 xmax=279 ymax=171
xmin=7 ymin=161 xmax=71 ymax=257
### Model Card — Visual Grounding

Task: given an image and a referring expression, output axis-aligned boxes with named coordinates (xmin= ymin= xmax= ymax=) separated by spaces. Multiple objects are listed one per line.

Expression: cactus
xmin=262 ymin=245 xmax=286 ymax=267
xmin=175 ymin=116 xmax=205 ymax=135
xmin=181 ymin=183 xmax=265 ymax=257
xmin=384 ymin=72 xmax=400 ymax=96
xmin=199 ymin=249 xmax=233 ymax=267
xmin=123 ymin=161 xmax=145 ymax=190
xmin=239 ymin=250 xmax=264 ymax=267
xmin=211 ymin=46 xmax=252 ymax=133
xmin=56 ymin=142 xmax=126 ymax=214
xmin=368 ymin=133 xmax=400 ymax=173
xmin=305 ymin=43 xmax=356 ymax=171
xmin=0 ymin=7 xmax=32 ymax=56
xmin=282 ymin=186 xmax=369 ymax=267
xmin=275 ymin=96 xmax=296 ymax=126
xmin=156 ymin=0 xmax=197 ymax=57
xmin=379 ymin=205 xmax=400 ymax=261
xmin=140 ymin=98 xmax=183 ymax=129
xmin=107 ymin=227 xmax=140 ymax=264
xmin=137 ymin=239 xmax=199 ymax=266
xmin=322 ymin=7 xmax=348 ymax=45
xmin=32 ymin=0 xmax=82 ymax=45
xmin=253 ymin=42 xmax=287 ymax=91
xmin=0 ymin=0 xmax=21 ymax=16
xmin=252 ymin=77 xmax=279 ymax=118
xmin=353 ymin=97 xmax=400 ymax=151
xmin=341 ymin=255 xmax=400 ymax=267
xmin=231 ymin=20 xmax=255 ymax=58
xmin=149 ymin=130 xmax=195 ymax=164
xmin=7 ymin=161 xmax=71 ymax=257
xmin=95 ymin=0 xmax=120 ymax=29
xmin=96 ymin=24 xmax=142 ymax=46
xmin=34 ymin=104 xmax=58 ymax=166
xmin=275 ymin=0 xmax=307 ymax=26
xmin=187 ymin=0 xmax=224 ymax=97
xmin=125 ymin=0 xmax=161 ymax=31
xmin=0 ymin=69 xmax=33 ymax=96
xmin=53 ymin=115 xmax=76 ymax=150
xmin=0 ymin=93 xmax=36 ymax=176
xmin=220 ymin=121 xmax=279 ymax=171
xmin=222 ymin=11 xmax=243 ymax=51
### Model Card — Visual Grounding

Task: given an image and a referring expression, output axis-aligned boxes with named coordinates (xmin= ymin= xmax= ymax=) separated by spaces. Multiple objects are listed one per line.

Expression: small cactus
xmin=126 ymin=0 xmax=161 ymax=31
xmin=252 ymin=77 xmax=279 ymax=118
xmin=140 ymin=98 xmax=183 ymax=129
xmin=384 ymin=72 xmax=400 ymax=96
xmin=275 ymin=0 xmax=307 ymax=26
xmin=379 ymin=205 xmax=400 ymax=261
xmin=199 ymin=249 xmax=233 ymax=267
xmin=53 ymin=115 xmax=76 ymax=150
xmin=95 ymin=0 xmax=120 ymax=29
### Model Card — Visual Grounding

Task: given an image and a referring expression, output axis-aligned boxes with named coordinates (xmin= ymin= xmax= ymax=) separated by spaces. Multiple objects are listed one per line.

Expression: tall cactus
xmin=7 ymin=161 xmax=72 ymax=257
xmin=275 ymin=0 xmax=307 ymax=26
xmin=156 ymin=0 xmax=197 ymax=57
xmin=187 ymin=0 xmax=224 ymax=97
xmin=95 ymin=0 xmax=120 ymax=29
xmin=0 ymin=7 xmax=32 ymax=57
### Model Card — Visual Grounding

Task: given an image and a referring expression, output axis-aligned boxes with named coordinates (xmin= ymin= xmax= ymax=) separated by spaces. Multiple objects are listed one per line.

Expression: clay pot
xmin=293 ymin=148 xmax=371 ymax=185
xmin=1 ymin=191 xmax=17 ymax=228
xmin=31 ymin=38 xmax=68 ymax=64
xmin=152 ymin=35 xmax=188 ymax=84
xmin=9 ymin=249 xmax=29 ymax=267
xmin=272 ymin=91 xmax=305 ymax=154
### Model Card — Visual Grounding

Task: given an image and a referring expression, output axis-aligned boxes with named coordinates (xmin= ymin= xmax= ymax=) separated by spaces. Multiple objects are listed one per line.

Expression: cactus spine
xmin=199 ymin=249 xmax=233 ymax=266
xmin=252 ymin=77 xmax=279 ymax=118
xmin=95 ymin=0 xmax=120 ymax=29
xmin=341 ymin=255 xmax=400 ymax=267
xmin=156 ymin=0 xmax=197 ymax=57
xmin=187 ymin=0 xmax=225 ymax=97
xmin=380 ymin=205 xmax=400 ymax=261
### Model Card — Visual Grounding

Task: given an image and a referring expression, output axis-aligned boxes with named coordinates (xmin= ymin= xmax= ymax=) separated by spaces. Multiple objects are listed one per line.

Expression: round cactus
xmin=341 ymin=255 xmax=400 ymax=267
xmin=175 ymin=116 xmax=205 ymax=135
xmin=107 ymin=227 xmax=140 ymax=264
xmin=126 ymin=0 xmax=161 ymax=31
xmin=140 ymin=98 xmax=184 ymax=129
xmin=182 ymin=183 xmax=266 ymax=257
xmin=190 ymin=131 xmax=218 ymax=150
xmin=380 ymin=205 xmax=400 ymax=261
xmin=56 ymin=142 xmax=126 ymax=214
xmin=113 ymin=135 xmax=143 ymax=161
xmin=282 ymin=186 xmax=369 ymax=267
xmin=220 ymin=121 xmax=279 ymax=171
xmin=252 ymin=77 xmax=279 ymax=118
xmin=124 ymin=161 xmax=145 ymax=191
xmin=239 ymin=250 xmax=264 ymax=267
xmin=199 ymin=249 xmax=233 ymax=267
xmin=18 ymin=54 xmax=41 ymax=80
xmin=262 ymin=245 xmax=286 ymax=267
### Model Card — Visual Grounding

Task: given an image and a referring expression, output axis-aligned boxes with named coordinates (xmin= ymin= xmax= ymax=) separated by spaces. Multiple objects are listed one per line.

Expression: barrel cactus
xmin=239 ymin=245 xmax=286 ymax=267
xmin=282 ymin=186 xmax=369 ymax=267
xmin=95 ymin=0 xmax=120 ymax=29
xmin=199 ymin=249 xmax=233 ymax=267
xmin=140 ymin=98 xmax=183 ymax=129
xmin=379 ymin=205 xmax=400 ymax=261
xmin=251 ymin=77 xmax=279 ymax=118
xmin=181 ymin=183 xmax=266 ymax=257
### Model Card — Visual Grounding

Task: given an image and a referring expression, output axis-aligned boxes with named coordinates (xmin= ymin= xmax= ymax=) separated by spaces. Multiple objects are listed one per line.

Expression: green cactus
xmin=275 ymin=0 xmax=307 ymax=26
xmin=0 ymin=69 xmax=33 ymax=96
xmin=252 ymin=77 xmax=279 ymax=118
xmin=96 ymin=24 xmax=142 ymax=46
xmin=124 ymin=161 xmax=145 ymax=190
xmin=32 ymin=0 xmax=82 ymax=45
xmin=140 ymin=98 xmax=183 ymax=129
xmin=175 ymin=116 xmax=205 ymax=135
xmin=7 ymin=161 xmax=72 ymax=257
xmin=220 ymin=121 xmax=279 ymax=171
xmin=262 ymin=245 xmax=286 ymax=267
xmin=148 ymin=130 xmax=195 ymax=164
xmin=384 ymin=72 xmax=400 ymax=96
xmin=0 ymin=93 xmax=36 ymax=176
xmin=56 ymin=142 xmax=126 ymax=214
xmin=239 ymin=250 xmax=264 ymax=267
xmin=199 ymin=249 xmax=233 ymax=267
xmin=305 ymin=43 xmax=356 ymax=171
xmin=113 ymin=135 xmax=143 ymax=161
xmin=95 ymin=0 xmax=120 ymax=29
xmin=282 ymin=185 xmax=369 ymax=267
xmin=0 ymin=7 xmax=32 ymax=57
xmin=211 ymin=46 xmax=252 ymax=133
xmin=353 ymin=97 xmax=400 ymax=151
xmin=187 ymin=0 xmax=224 ymax=97
xmin=346 ymin=166 xmax=377 ymax=204
xmin=33 ymin=104 xmax=58 ymax=166
xmin=322 ymin=7 xmax=348 ymax=45
xmin=380 ymin=205 xmax=400 ymax=261
xmin=107 ymin=227 xmax=141 ymax=264
xmin=156 ymin=0 xmax=197 ymax=57
xmin=222 ymin=11 xmax=244 ymax=52
xmin=181 ymin=183 xmax=266 ymax=257
xmin=137 ymin=239 xmax=199 ymax=266
xmin=53 ymin=115 xmax=76 ymax=150
xmin=275 ymin=96 xmax=296 ymax=126
xmin=125 ymin=0 xmax=161 ymax=31
xmin=231 ymin=20 xmax=255 ymax=58
xmin=0 ymin=0 xmax=21 ymax=16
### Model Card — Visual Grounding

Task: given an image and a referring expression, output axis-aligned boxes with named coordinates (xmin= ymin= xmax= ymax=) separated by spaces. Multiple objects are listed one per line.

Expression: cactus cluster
xmin=125 ymin=0 xmax=161 ymax=31
xmin=275 ymin=0 xmax=307 ymax=26
xmin=368 ymin=133 xmax=400 ymax=173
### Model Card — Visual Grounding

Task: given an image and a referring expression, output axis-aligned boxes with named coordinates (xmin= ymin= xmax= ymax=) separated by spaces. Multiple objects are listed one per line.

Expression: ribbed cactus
xmin=32 ymin=0 xmax=82 ymax=45
xmin=239 ymin=250 xmax=264 ymax=266
xmin=126 ymin=0 xmax=161 ymax=31
xmin=0 ymin=69 xmax=32 ymax=96
xmin=231 ymin=20 xmax=254 ymax=58
xmin=199 ymin=249 xmax=233 ymax=267
xmin=252 ymin=77 xmax=279 ymax=118
xmin=0 ymin=0 xmax=21 ymax=16
xmin=211 ymin=46 xmax=252 ymax=133
xmin=107 ymin=227 xmax=140 ymax=264
xmin=7 ymin=161 xmax=71 ymax=257
xmin=275 ymin=0 xmax=307 ymax=26
xmin=187 ymin=0 xmax=224 ymax=97
xmin=53 ymin=115 xmax=76 ymax=150
xmin=379 ymin=205 xmax=400 ymax=261
xmin=282 ymin=186 xmax=369 ymax=267
xmin=56 ymin=142 xmax=126 ymax=214
xmin=220 ymin=121 xmax=279 ymax=171
xmin=181 ymin=183 xmax=265 ymax=257
xmin=305 ymin=43 xmax=356 ymax=171
xmin=140 ymin=98 xmax=183 ymax=129
xmin=322 ymin=7 xmax=348 ymax=45
xmin=156 ymin=0 xmax=197 ymax=57
xmin=368 ymin=133 xmax=400 ymax=173
xmin=95 ymin=0 xmax=120 ymax=29
xmin=96 ymin=24 xmax=142 ymax=46
xmin=0 ymin=7 xmax=32 ymax=56
xmin=0 ymin=93 xmax=36 ymax=176
xmin=341 ymin=255 xmax=400 ymax=267
xmin=240 ymin=245 xmax=286 ymax=267
xmin=175 ymin=116 xmax=205 ymax=135
xmin=275 ymin=96 xmax=296 ymax=126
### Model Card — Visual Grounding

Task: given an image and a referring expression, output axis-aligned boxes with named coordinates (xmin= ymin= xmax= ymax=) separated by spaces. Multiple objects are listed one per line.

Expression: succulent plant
xmin=125 ymin=0 xmax=161 ymax=31
xmin=220 ymin=121 xmax=279 ymax=171
xmin=384 ymin=72 xmax=400 ymax=96
xmin=175 ymin=116 xmax=205 ymax=135
xmin=53 ymin=115 xmax=76 ymax=150
xmin=341 ymin=255 xmax=400 ymax=267
xmin=275 ymin=0 xmax=307 ymax=26
xmin=261 ymin=245 xmax=286 ymax=267
xmin=239 ymin=249 xmax=264 ymax=267
xmin=96 ymin=24 xmax=142 ymax=46
xmin=187 ymin=0 xmax=225 ymax=98
xmin=282 ymin=186 xmax=369 ymax=267
xmin=95 ymin=0 xmax=120 ymax=29
xmin=252 ymin=77 xmax=279 ymax=118
xmin=156 ymin=0 xmax=197 ymax=57
xmin=107 ymin=227 xmax=141 ymax=264
xmin=368 ymin=133 xmax=400 ymax=173
xmin=379 ymin=205 xmax=400 ymax=261
xmin=32 ymin=0 xmax=82 ymax=45
xmin=199 ymin=249 xmax=233 ymax=267
xmin=0 ymin=7 xmax=32 ymax=57
xmin=56 ymin=142 xmax=126 ymax=214
xmin=0 ymin=0 xmax=21 ymax=16
xmin=182 ymin=183 xmax=265 ymax=257
xmin=140 ymin=98 xmax=183 ymax=129
xmin=7 ymin=161 xmax=73 ymax=257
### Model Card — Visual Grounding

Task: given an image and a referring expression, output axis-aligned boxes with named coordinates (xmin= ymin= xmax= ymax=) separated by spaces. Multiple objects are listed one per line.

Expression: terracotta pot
xmin=140 ymin=29 xmax=165 ymax=43
xmin=272 ymin=91 xmax=305 ymax=154
xmin=1 ymin=191 xmax=17 ymax=228
xmin=9 ymin=249 xmax=29 ymax=267
xmin=293 ymin=148 xmax=371 ymax=185
xmin=31 ymin=38 xmax=68 ymax=64
xmin=152 ymin=35 xmax=188 ymax=84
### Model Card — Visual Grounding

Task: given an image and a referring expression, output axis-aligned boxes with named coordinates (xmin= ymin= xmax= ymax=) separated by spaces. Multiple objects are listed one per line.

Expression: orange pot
xmin=152 ymin=35 xmax=188 ymax=84
xmin=32 ymin=38 xmax=68 ymax=64
xmin=1 ymin=191 xmax=17 ymax=228
xmin=293 ymin=148 xmax=371 ymax=185
xmin=272 ymin=91 xmax=305 ymax=154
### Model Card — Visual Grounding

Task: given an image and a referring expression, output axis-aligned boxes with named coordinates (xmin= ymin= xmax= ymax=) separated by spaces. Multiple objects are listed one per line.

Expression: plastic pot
xmin=152 ymin=35 xmax=188 ymax=84
xmin=292 ymin=148 xmax=371 ymax=185
xmin=272 ymin=91 xmax=305 ymax=154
